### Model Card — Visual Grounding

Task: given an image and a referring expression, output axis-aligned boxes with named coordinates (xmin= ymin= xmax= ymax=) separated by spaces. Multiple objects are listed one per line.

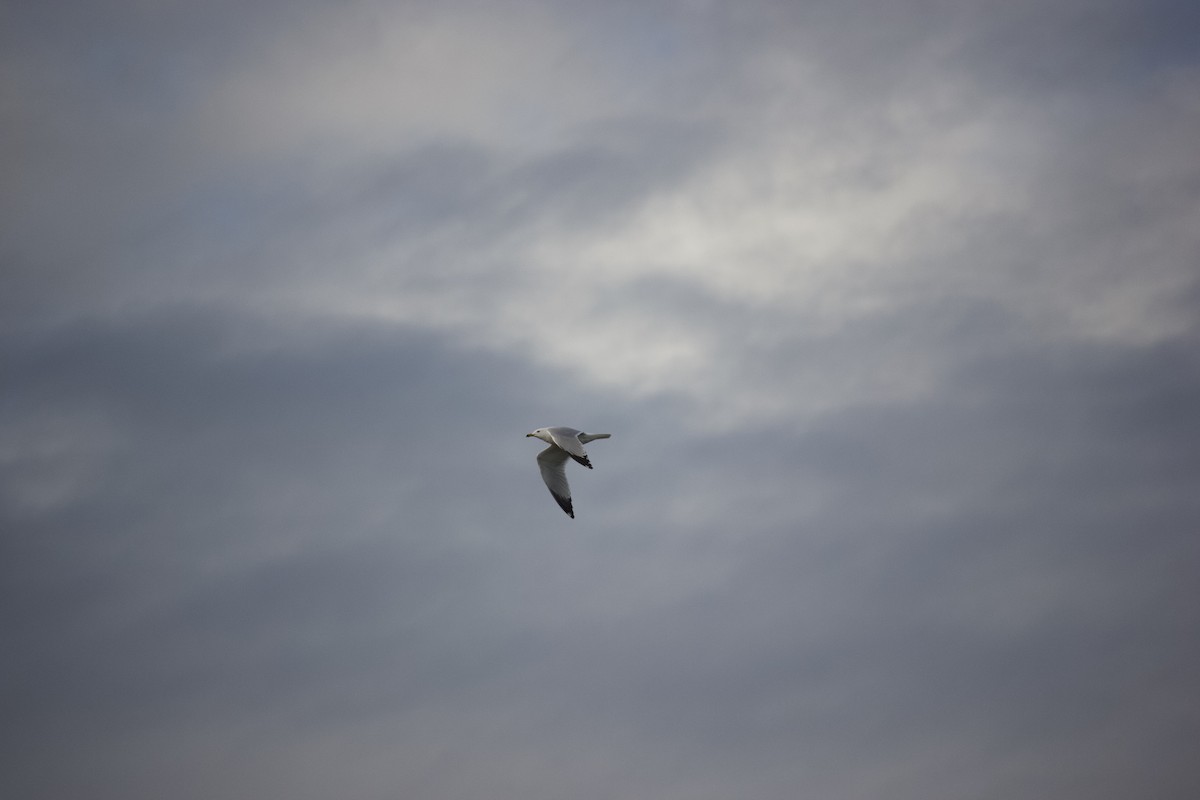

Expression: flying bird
xmin=526 ymin=426 xmax=611 ymax=518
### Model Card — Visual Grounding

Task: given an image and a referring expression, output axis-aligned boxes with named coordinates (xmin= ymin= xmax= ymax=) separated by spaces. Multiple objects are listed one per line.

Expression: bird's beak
xmin=525 ymin=433 xmax=533 ymax=437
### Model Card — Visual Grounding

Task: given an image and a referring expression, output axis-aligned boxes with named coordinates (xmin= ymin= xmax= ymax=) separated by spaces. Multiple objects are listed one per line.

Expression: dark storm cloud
xmin=10 ymin=307 xmax=1197 ymax=799
xmin=0 ymin=309 xmax=619 ymax=796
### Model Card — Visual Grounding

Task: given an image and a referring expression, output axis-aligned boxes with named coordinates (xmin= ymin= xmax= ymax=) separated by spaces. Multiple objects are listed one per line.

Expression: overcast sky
xmin=3 ymin=1 xmax=1199 ymax=798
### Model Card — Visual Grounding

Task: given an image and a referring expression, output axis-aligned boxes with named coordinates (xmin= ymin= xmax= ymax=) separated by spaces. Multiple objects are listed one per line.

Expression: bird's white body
xmin=526 ymin=426 xmax=611 ymax=518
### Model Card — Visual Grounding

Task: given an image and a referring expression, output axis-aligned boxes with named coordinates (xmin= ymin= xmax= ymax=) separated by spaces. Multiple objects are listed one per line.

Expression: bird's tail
xmin=579 ymin=432 xmax=611 ymax=443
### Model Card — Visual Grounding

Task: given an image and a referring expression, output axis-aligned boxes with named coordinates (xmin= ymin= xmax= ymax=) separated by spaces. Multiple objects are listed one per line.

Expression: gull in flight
xmin=526 ymin=426 xmax=611 ymax=518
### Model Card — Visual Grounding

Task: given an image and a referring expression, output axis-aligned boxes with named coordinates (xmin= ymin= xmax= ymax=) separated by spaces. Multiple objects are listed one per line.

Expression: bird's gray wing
xmin=547 ymin=429 xmax=592 ymax=469
xmin=536 ymin=445 xmax=575 ymax=518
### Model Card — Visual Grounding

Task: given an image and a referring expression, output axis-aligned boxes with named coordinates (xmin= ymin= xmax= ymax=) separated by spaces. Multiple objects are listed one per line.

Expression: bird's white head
xmin=526 ymin=428 xmax=551 ymax=443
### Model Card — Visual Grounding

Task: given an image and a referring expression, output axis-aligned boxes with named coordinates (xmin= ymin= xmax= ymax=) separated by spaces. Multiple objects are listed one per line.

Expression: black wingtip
xmin=552 ymin=492 xmax=575 ymax=518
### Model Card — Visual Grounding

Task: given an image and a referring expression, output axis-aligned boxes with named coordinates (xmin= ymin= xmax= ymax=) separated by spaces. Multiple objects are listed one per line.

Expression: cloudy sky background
xmin=3 ymin=1 xmax=1199 ymax=797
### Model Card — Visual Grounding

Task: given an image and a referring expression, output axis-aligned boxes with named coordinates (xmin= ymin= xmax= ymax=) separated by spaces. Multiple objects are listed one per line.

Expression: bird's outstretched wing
xmin=547 ymin=429 xmax=592 ymax=469
xmin=536 ymin=445 xmax=574 ymax=518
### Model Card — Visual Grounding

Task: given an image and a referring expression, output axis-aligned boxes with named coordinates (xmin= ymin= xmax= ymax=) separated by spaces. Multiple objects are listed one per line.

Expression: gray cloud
xmin=3 ymin=1 xmax=1198 ymax=798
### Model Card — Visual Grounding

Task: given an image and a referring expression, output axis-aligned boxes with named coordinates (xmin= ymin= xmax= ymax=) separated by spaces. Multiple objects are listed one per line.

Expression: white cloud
xmin=190 ymin=20 xmax=1198 ymax=432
